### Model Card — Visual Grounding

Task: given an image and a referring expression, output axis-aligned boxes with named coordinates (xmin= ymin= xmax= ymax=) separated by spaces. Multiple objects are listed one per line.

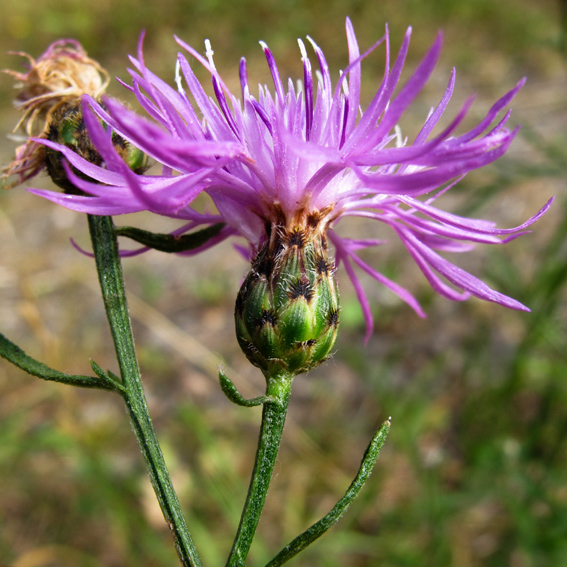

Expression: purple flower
xmin=29 ymin=19 xmax=551 ymax=340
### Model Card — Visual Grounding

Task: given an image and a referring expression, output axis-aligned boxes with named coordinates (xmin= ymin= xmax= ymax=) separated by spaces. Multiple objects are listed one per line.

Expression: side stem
xmin=87 ymin=214 xmax=202 ymax=567
xmin=226 ymin=371 xmax=294 ymax=567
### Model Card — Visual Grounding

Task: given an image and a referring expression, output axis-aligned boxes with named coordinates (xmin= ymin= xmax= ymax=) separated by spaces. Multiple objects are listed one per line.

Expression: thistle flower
xmin=2 ymin=40 xmax=147 ymax=191
xmin=28 ymin=19 xmax=551 ymax=345
xmin=2 ymin=40 xmax=109 ymax=187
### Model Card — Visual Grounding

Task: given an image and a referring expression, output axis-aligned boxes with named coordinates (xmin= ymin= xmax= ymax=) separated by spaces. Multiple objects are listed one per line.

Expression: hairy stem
xmin=88 ymin=214 xmax=202 ymax=567
xmin=226 ymin=372 xmax=294 ymax=567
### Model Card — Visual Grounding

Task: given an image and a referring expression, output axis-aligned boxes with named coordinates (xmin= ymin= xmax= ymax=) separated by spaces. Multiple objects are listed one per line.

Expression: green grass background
xmin=0 ymin=0 xmax=566 ymax=566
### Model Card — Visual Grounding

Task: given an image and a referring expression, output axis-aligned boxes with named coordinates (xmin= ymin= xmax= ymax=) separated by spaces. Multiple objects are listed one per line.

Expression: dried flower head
xmin=29 ymin=20 xmax=552 ymax=342
xmin=2 ymin=39 xmax=109 ymax=187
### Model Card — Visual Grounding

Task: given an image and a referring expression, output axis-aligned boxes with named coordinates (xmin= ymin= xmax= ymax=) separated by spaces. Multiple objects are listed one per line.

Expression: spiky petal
xmin=26 ymin=19 xmax=552 ymax=341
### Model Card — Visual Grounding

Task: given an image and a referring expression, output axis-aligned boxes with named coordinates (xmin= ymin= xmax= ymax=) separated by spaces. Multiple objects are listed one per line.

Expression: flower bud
xmin=235 ymin=222 xmax=340 ymax=377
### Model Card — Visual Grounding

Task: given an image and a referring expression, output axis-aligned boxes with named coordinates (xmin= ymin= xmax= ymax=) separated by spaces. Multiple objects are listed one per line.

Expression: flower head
xmin=2 ymin=40 xmax=110 ymax=188
xmin=29 ymin=19 xmax=551 ymax=341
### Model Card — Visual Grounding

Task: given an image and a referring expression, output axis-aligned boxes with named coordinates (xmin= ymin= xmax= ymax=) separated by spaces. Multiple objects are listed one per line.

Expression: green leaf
xmin=264 ymin=418 xmax=391 ymax=567
xmin=0 ymin=332 xmax=118 ymax=391
xmin=114 ymin=223 xmax=225 ymax=253
xmin=90 ymin=360 xmax=126 ymax=393
xmin=219 ymin=370 xmax=274 ymax=407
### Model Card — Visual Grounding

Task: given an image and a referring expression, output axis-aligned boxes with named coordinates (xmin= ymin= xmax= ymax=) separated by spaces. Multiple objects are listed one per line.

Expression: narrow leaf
xmin=0 ymin=332 xmax=118 ymax=391
xmin=114 ymin=223 xmax=225 ymax=253
xmin=219 ymin=370 xmax=273 ymax=407
xmin=90 ymin=360 xmax=126 ymax=393
xmin=264 ymin=418 xmax=391 ymax=567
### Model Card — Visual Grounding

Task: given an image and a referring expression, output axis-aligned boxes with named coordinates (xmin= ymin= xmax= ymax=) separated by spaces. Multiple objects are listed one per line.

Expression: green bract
xmin=45 ymin=100 xmax=148 ymax=193
xmin=235 ymin=224 xmax=340 ymax=377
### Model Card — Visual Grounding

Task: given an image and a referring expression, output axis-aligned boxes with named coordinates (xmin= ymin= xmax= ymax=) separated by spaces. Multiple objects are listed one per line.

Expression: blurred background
xmin=0 ymin=0 xmax=565 ymax=566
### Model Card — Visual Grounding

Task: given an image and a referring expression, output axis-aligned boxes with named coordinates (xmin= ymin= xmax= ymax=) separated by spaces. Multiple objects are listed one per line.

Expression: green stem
xmin=226 ymin=371 xmax=294 ymax=567
xmin=87 ymin=214 xmax=202 ymax=567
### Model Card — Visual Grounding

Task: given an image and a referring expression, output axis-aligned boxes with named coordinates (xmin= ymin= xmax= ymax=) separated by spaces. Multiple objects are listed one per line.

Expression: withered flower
xmin=2 ymin=39 xmax=109 ymax=188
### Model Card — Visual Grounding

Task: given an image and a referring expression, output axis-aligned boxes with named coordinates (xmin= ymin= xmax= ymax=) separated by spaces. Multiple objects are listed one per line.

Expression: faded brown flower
xmin=2 ymin=39 xmax=109 ymax=188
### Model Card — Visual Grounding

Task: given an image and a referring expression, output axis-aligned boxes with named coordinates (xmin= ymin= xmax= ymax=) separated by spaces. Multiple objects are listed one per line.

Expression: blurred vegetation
xmin=0 ymin=0 xmax=566 ymax=566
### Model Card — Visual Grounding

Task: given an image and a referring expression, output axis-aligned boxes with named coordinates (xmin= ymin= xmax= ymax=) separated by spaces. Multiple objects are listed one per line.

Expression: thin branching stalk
xmin=88 ymin=214 xmax=202 ymax=567
xmin=226 ymin=371 xmax=294 ymax=567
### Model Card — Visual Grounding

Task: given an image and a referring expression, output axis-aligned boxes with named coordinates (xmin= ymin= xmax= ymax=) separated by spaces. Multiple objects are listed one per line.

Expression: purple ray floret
xmin=28 ymin=18 xmax=552 ymax=340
